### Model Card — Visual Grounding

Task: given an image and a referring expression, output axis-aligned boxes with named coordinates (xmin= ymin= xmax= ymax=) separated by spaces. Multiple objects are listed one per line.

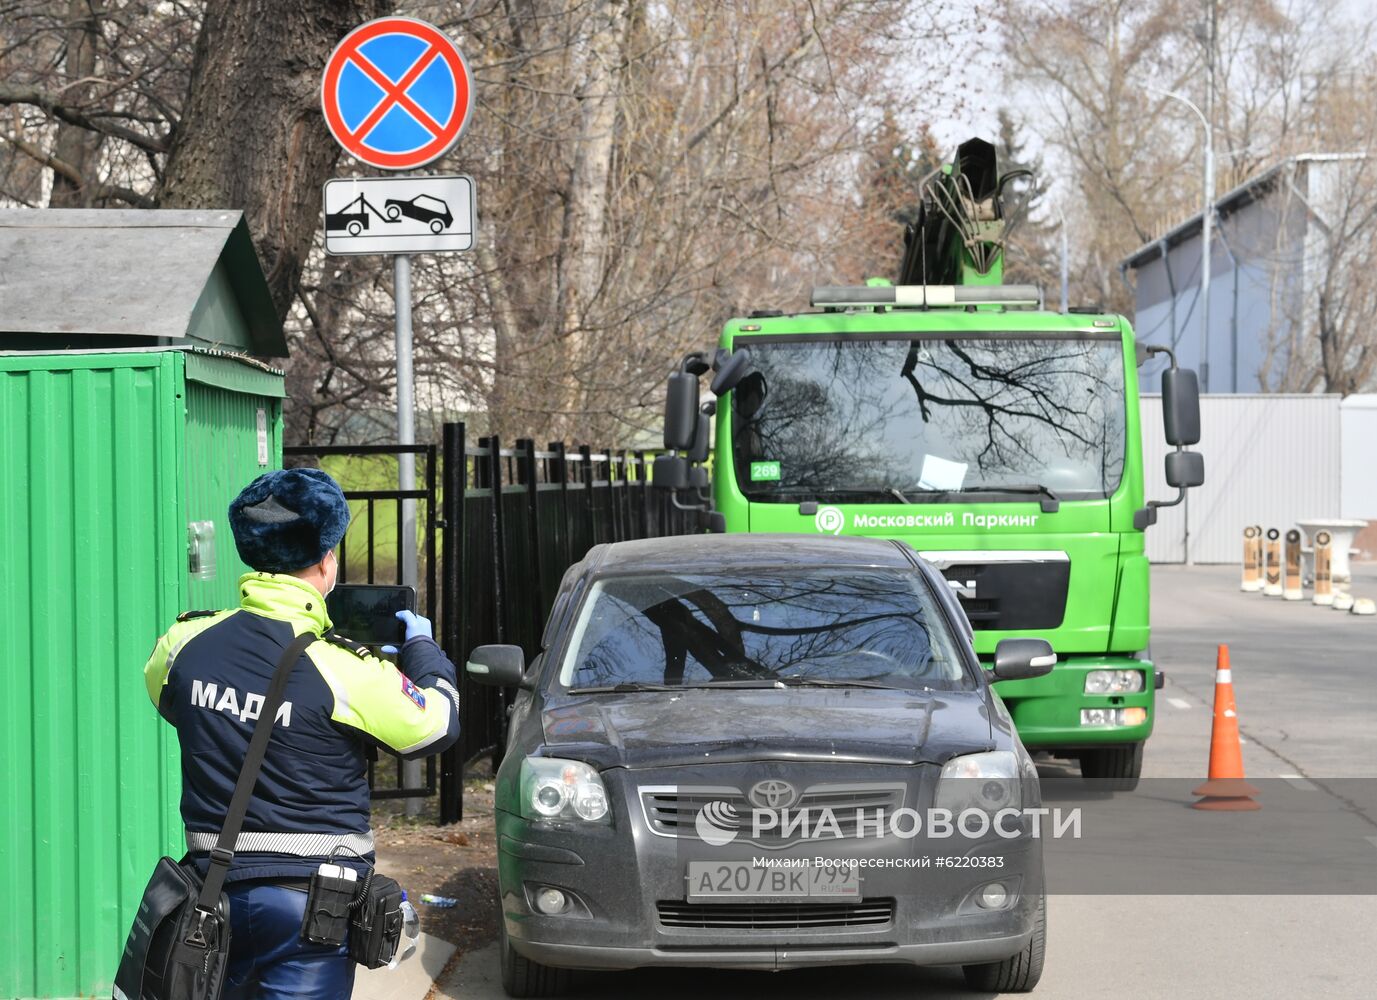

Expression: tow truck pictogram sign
xmin=321 ymin=17 xmax=473 ymax=170
xmin=323 ymin=175 xmax=476 ymax=255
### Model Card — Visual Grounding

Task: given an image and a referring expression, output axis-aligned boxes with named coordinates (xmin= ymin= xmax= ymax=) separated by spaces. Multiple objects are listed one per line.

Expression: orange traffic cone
xmin=1192 ymin=645 xmax=1260 ymax=811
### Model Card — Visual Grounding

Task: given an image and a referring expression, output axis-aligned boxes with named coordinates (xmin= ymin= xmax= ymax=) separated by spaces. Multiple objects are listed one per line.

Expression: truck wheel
xmin=1079 ymin=742 xmax=1143 ymax=791
xmin=962 ymin=893 xmax=1045 ymax=992
xmin=500 ymin=922 xmax=570 ymax=998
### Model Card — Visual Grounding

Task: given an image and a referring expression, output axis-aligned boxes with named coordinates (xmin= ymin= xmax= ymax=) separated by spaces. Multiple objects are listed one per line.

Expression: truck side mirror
xmin=710 ymin=348 xmax=751 ymax=395
xmin=466 ymin=644 xmax=529 ymax=688
xmin=1161 ymin=368 xmax=1201 ymax=446
xmin=686 ymin=409 xmax=711 ymax=464
xmin=652 ymin=454 xmax=690 ymax=490
xmin=991 ymin=638 xmax=1056 ymax=680
xmin=1164 ymin=450 xmax=1204 ymax=489
xmin=1136 ymin=344 xmax=1205 ymax=531
xmin=663 ymin=372 xmax=699 ymax=450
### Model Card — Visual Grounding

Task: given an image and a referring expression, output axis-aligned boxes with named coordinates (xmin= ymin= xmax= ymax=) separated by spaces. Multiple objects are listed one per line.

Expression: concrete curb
xmin=353 ymin=932 xmax=456 ymax=1000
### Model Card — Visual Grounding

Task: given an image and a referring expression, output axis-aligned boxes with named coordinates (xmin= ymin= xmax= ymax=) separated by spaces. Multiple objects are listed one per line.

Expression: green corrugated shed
xmin=0 ymin=210 xmax=288 ymax=998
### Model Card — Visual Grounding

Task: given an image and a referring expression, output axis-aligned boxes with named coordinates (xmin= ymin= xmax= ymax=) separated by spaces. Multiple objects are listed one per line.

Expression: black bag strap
xmin=194 ymin=629 xmax=316 ymax=916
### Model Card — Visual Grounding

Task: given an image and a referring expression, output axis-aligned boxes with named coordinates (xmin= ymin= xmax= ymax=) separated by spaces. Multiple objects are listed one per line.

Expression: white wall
xmin=1341 ymin=395 xmax=1377 ymax=520
xmin=1141 ymin=394 xmax=1343 ymax=563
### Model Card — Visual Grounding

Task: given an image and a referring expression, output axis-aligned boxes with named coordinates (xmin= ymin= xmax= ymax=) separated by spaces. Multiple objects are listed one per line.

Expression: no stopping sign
xmin=321 ymin=17 xmax=473 ymax=170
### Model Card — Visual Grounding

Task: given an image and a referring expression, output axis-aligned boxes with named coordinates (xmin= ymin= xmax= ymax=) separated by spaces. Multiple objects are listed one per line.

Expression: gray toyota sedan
xmin=466 ymin=535 xmax=1055 ymax=996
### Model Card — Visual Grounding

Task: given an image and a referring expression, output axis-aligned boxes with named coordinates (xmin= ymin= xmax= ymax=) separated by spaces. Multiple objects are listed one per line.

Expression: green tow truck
xmin=656 ymin=139 xmax=1205 ymax=788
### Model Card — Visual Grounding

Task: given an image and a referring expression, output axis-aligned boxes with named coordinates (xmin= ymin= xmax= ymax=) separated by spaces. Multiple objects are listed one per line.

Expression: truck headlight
xmin=520 ymin=757 xmax=610 ymax=823
xmin=934 ymin=750 xmax=1021 ymax=815
xmin=1084 ymin=669 xmax=1145 ymax=694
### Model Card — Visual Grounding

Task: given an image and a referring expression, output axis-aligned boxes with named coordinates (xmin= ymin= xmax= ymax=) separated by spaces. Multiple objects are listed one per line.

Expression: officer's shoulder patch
xmin=323 ymin=631 xmax=373 ymax=659
xmin=176 ymin=609 xmax=219 ymax=623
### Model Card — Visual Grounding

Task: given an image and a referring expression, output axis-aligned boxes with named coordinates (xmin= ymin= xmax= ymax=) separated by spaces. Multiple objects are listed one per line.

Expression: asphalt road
xmin=435 ymin=564 xmax=1377 ymax=999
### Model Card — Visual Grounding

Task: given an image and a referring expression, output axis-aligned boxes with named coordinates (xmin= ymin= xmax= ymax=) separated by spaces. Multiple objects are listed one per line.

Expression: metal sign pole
xmin=323 ymin=15 xmax=476 ymax=821
xmin=395 ymin=252 xmax=418 ymax=587
xmin=395 ymin=252 xmax=422 ymax=812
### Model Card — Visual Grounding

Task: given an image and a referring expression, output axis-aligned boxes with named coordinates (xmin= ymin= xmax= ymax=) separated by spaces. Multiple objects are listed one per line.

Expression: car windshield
xmin=559 ymin=569 xmax=972 ymax=691
xmin=731 ymin=334 xmax=1126 ymax=501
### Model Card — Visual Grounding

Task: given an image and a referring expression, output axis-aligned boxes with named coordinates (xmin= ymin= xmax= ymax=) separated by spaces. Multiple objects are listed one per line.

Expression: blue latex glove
xmin=382 ymin=610 xmax=433 ymax=654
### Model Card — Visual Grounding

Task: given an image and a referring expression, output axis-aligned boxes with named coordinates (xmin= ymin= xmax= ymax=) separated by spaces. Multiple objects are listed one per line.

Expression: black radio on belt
xmin=302 ymin=863 xmax=356 ymax=947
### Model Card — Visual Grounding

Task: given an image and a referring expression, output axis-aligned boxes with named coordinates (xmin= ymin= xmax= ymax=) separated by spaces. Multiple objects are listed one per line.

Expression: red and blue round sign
xmin=321 ymin=17 xmax=473 ymax=171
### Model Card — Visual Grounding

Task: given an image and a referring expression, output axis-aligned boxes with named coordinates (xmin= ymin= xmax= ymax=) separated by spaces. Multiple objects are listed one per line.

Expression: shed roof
xmin=0 ymin=208 xmax=287 ymax=357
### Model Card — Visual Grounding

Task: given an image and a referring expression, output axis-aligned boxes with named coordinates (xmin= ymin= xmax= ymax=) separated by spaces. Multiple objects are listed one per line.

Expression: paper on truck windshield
xmin=918 ymin=454 xmax=968 ymax=491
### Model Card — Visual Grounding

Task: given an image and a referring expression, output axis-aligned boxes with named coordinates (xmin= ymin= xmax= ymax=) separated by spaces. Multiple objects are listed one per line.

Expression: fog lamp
xmin=535 ymin=887 xmax=568 ymax=914
xmin=1080 ymin=707 xmax=1149 ymax=726
xmin=978 ymin=883 xmax=1008 ymax=909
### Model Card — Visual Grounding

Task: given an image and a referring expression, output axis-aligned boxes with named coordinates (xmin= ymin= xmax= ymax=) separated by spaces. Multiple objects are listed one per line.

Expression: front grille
xmin=641 ymin=784 xmax=905 ymax=845
xmin=657 ymin=899 xmax=894 ymax=929
xmin=941 ymin=558 xmax=1071 ymax=631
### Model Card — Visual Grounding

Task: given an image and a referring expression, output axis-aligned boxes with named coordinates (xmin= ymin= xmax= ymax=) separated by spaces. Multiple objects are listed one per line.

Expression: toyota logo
xmin=748 ymin=779 xmax=799 ymax=810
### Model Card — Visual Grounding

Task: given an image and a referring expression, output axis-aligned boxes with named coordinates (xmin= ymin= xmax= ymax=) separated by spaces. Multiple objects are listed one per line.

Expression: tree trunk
xmin=48 ymin=0 xmax=104 ymax=207
xmin=554 ymin=2 xmax=630 ymax=357
xmin=160 ymin=0 xmax=391 ymax=319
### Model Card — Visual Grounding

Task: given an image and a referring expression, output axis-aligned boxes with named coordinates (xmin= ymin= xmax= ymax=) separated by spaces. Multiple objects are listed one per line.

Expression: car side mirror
xmin=1164 ymin=449 xmax=1204 ymax=489
xmin=466 ymin=644 xmax=529 ymax=688
xmin=992 ymin=638 xmax=1056 ymax=681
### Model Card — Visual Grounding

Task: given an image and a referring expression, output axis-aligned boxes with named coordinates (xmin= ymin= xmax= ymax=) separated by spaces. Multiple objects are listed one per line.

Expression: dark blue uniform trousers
xmin=223 ymin=881 xmax=355 ymax=999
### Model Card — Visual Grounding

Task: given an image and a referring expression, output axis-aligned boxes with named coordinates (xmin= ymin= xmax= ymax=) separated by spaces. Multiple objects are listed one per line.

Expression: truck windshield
xmin=731 ymin=334 xmax=1127 ymax=501
xmin=560 ymin=570 xmax=972 ymax=691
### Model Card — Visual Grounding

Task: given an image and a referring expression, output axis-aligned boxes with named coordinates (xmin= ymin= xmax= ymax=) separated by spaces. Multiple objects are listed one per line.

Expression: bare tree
xmin=3 ymin=0 xmax=964 ymax=446
xmin=1 ymin=0 xmax=390 ymax=316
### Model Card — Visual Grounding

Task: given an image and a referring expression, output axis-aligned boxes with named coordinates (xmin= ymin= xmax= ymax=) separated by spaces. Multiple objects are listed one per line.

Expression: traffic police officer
xmin=144 ymin=468 xmax=461 ymax=998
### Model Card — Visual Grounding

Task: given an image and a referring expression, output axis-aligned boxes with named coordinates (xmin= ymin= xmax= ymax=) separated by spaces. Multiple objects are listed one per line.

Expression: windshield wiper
xmin=793 ymin=486 xmax=948 ymax=504
xmin=569 ymin=681 xmax=681 ymax=694
xmin=777 ymin=676 xmax=900 ymax=690
xmin=958 ymin=482 xmax=1060 ymax=513
xmin=569 ymin=679 xmax=779 ymax=694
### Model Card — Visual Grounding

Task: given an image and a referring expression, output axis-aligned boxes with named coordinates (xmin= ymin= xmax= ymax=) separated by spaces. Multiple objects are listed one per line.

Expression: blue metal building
xmin=1121 ymin=153 xmax=1365 ymax=393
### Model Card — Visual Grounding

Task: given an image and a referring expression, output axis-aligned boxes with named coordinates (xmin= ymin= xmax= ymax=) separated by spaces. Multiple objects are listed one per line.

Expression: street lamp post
xmin=1149 ymin=86 xmax=1213 ymax=392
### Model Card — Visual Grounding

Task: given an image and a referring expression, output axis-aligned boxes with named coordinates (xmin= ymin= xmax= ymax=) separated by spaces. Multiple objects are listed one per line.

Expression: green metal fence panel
xmin=183 ymin=356 xmax=284 ymax=610
xmin=0 ymin=354 xmax=182 ymax=997
xmin=0 ymin=350 xmax=284 ymax=999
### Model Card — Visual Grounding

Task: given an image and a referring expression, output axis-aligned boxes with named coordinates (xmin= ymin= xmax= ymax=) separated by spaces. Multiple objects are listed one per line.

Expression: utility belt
xmin=182 ymin=837 xmax=405 ymax=970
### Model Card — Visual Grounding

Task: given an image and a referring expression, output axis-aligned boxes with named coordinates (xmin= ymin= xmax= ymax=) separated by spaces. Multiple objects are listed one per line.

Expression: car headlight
xmin=1084 ymin=669 xmax=1145 ymax=694
xmin=520 ymin=756 xmax=610 ymax=823
xmin=934 ymin=750 xmax=1021 ymax=815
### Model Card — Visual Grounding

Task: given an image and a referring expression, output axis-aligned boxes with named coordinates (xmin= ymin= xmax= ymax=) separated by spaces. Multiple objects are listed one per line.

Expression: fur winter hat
xmin=228 ymin=468 xmax=351 ymax=573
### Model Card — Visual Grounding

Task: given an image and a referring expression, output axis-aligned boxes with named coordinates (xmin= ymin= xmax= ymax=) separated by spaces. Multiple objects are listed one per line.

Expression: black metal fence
xmin=439 ymin=427 xmax=698 ymax=822
xmin=287 ymin=422 xmax=698 ymax=824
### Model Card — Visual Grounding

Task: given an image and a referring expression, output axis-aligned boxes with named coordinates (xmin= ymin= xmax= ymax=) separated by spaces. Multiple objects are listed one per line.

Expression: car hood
xmin=537 ymin=687 xmax=994 ymax=768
